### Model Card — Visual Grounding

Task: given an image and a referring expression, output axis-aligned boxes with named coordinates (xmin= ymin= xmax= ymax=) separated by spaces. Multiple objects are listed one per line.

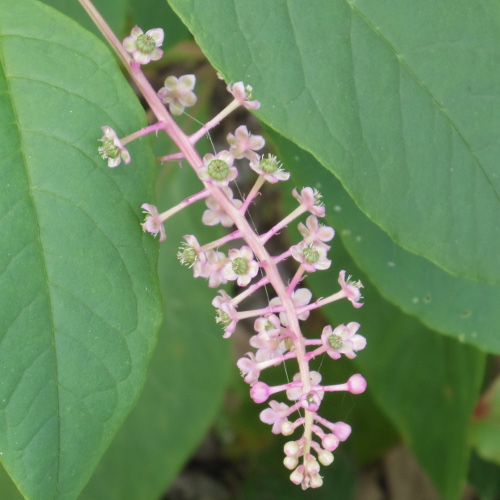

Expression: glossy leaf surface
xmin=168 ymin=0 xmax=500 ymax=283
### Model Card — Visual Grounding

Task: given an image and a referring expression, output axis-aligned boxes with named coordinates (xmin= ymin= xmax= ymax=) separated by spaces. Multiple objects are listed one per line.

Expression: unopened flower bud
xmin=284 ymin=441 xmax=300 ymax=457
xmin=290 ymin=465 xmax=305 ymax=485
xmin=281 ymin=421 xmax=294 ymax=436
xmin=310 ymin=473 xmax=323 ymax=488
xmin=250 ymin=382 xmax=270 ymax=403
xmin=347 ymin=374 xmax=367 ymax=394
xmin=322 ymin=433 xmax=339 ymax=451
xmin=318 ymin=450 xmax=334 ymax=466
xmin=283 ymin=456 xmax=298 ymax=470
xmin=333 ymin=421 xmax=352 ymax=441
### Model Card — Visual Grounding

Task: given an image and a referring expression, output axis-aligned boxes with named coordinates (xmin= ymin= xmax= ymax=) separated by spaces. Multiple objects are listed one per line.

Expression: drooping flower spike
xmin=96 ymin=18 xmax=367 ymax=484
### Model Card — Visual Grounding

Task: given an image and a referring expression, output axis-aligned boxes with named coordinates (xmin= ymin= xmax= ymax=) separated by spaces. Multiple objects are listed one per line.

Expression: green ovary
xmin=303 ymin=247 xmax=320 ymax=263
xmin=136 ymin=34 xmax=156 ymax=53
xmin=232 ymin=257 xmax=248 ymax=275
xmin=208 ymin=159 xmax=229 ymax=180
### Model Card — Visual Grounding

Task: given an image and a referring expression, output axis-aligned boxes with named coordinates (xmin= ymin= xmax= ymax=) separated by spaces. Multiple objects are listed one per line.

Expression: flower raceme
xmin=95 ymin=21 xmax=367 ymax=489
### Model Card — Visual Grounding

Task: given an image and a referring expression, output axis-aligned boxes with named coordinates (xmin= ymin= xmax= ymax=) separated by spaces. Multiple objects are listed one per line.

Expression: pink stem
xmin=121 ymin=122 xmax=167 ymax=145
xmin=287 ymin=266 xmax=305 ymax=295
xmin=232 ymin=276 xmax=270 ymax=305
xmin=201 ymin=230 xmax=243 ymax=252
xmin=159 ymin=189 xmax=209 ymax=222
xmin=156 ymin=152 xmax=185 ymax=163
xmin=189 ymin=100 xmax=241 ymax=144
xmin=240 ymin=176 xmax=265 ymax=214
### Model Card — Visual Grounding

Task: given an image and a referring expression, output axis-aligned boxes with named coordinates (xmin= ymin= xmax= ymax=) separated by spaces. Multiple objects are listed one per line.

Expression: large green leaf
xmin=0 ymin=1 xmax=161 ymax=498
xmin=305 ymin=239 xmax=485 ymax=500
xmin=167 ymin=0 xmax=500 ymax=284
xmin=269 ymin=130 xmax=500 ymax=354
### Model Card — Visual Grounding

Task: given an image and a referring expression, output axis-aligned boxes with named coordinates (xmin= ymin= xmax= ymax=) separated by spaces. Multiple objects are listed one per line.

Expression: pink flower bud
xmin=333 ymin=422 xmax=352 ymax=441
xmin=283 ymin=456 xmax=298 ymax=470
xmin=250 ymin=382 xmax=270 ymax=403
xmin=322 ymin=433 xmax=339 ymax=451
xmin=347 ymin=374 xmax=367 ymax=394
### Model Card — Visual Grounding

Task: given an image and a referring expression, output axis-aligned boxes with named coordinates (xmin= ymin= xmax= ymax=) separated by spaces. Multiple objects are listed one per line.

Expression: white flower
xmin=123 ymin=26 xmax=164 ymax=65
xmin=98 ymin=126 xmax=130 ymax=167
xmin=226 ymin=125 xmax=265 ymax=159
xmin=202 ymin=187 xmax=242 ymax=227
xmin=222 ymin=246 xmax=259 ymax=287
xmin=269 ymin=288 xmax=312 ymax=327
xmin=158 ymin=75 xmax=197 ymax=115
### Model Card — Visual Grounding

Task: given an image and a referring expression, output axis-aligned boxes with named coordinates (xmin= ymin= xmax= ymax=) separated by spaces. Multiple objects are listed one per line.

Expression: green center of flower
xmin=178 ymin=246 xmax=197 ymax=266
xmin=136 ymin=33 xmax=156 ymax=53
xmin=232 ymin=257 xmax=248 ymax=275
xmin=284 ymin=338 xmax=295 ymax=351
xmin=264 ymin=320 xmax=276 ymax=332
xmin=98 ymin=140 xmax=119 ymax=159
xmin=208 ymin=159 xmax=229 ymax=180
xmin=216 ymin=310 xmax=231 ymax=327
xmin=328 ymin=334 xmax=343 ymax=349
xmin=260 ymin=156 xmax=279 ymax=174
xmin=306 ymin=393 xmax=316 ymax=405
xmin=303 ymin=246 xmax=320 ymax=263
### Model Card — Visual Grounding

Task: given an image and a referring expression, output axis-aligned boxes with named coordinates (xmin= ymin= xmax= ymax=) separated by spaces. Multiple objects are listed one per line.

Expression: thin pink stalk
xmin=260 ymin=205 xmax=308 ymax=244
xmin=156 ymin=152 xmax=185 ymax=162
xmin=121 ymin=122 xmax=167 ymax=145
xmin=159 ymin=189 xmax=209 ymax=221
xmin=239 ymin=176 xmax=265 ymax=213
xmin=232 ymin=275 xmax=270 ymax=306
xmin=201 ymin=230 xmax=243 ymax=252
xmin=287 ymin=266 xmax=306 ymax=295
xmin=189 ymin=100 xmax=241 ymax=144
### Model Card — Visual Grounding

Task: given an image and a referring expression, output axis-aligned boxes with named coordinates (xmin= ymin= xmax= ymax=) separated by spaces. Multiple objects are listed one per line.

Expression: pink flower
xmin=250 ymin=382 xmax=270 ymax=403
xmin=298 ymin=215 xmax=334 ymax=246
xmin=269 ymin=288 xmax=312 ymax=327
xmin=338 ymin=270 xmax=364 ymax=308
xmin=249 ymin=334 xmax=286 ymax=362
xmin=98 ymin=126 xmax=131 ymax=167
xmin=177 ymin=235 xmax=207 ymax=277
xmin=226 ymin=125 xmax=265 ymax=160
xmin=347 ymin=374 xmax=367 ymax=394
xmin=123 ymin=26 xmax=164 ymax=64
xmin=287 ymin=371 xmax=324 ymax=401
xmin=198 ymin=151 xmax=237 ymax=186
xmin=249 ymin=154 xmax=290 ymax=184
xmin=158 ymin=75 xmax=197 ymax=115
xmin=260 ymin=400 xmax=291 ymax=434
xmin=227 ymin=82 xmax=260 ymax=109
xmin=237 ymin=352 xmax=260 ymax=384
xmin=141 ymin=203 xmax=166 ymax=241
xmin=292 ymin=187 xmax=325 ymax=217
xmin=222 ymin=246 xmax=259 ymax=287
xmin=202 ymin=187 xmax=242 ymax=227
xmin=290 ymin=241 xmax=331 ymax=272
xmin=212 ymin=290 xmax=238 ymax=337
xmin=202 ymin=250 xmax=228 ymax=288
xmin=254 ymin=314 xmax=281 ymax=339
xmin=321 ymin=323 xmax=366 ymax=360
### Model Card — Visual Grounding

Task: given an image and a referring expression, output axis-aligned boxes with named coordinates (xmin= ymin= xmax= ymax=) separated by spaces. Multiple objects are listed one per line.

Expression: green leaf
xmin=0 ymin=1 xmax=162 ymax=498
xmin=268 ymin=129 xmax=500 ymax=354
xmin=167 ymin=0 xmax=500 ymax=284
xmin=303 ymin=237 xmax=485 ymax=500
xmin=470 ymin=376 xmax=500 ymax=466
xmin=80 ymin=164 xmax=232 ymax=499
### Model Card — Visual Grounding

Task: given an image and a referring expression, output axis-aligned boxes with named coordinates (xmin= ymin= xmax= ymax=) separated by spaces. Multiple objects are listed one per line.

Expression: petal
xmin=131 ymin=26 xmax=143 ymax=38
xmin=149 ymin=48 xmax=163 ymax=61
xmin=146 ymin=28 xmax=164 ymax=45
xmin=134 ymin=51 xmax=150 ymax=64
xmin=120 ymin=149 xmax=131 ymax=164
xmin=248 ymin=135 xmax=265 ymax=150
xmin=217 ymin=150 xmax=234 ymax=166
xmin=293 ymin=288 xmax=312 ymax=306
xmin=178 ymin=74 xmax=196 ymax=91
xmin=202 ymin=210 xmax=220 ymax=226
xmin=123 ymin=36 xmax=137 ymax=53
xmin=169 ymin=100 xmax=184 ymax=115
xmin=108 ymin=156 xmax=121 ymax=168
xmin=235 ymin=125 xmax=249 ymax=140
xmin=178 ymin=92 xmax=197 ymax=107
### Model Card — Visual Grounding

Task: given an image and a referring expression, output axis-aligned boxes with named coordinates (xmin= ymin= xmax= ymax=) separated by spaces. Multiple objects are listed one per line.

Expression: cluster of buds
xmin=93 ymin=18 xmax=368 ymax=490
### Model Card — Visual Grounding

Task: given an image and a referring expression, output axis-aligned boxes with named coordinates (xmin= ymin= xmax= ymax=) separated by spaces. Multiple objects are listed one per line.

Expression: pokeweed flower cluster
xmin=83 ymin=0 xmax=367 ymax=489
